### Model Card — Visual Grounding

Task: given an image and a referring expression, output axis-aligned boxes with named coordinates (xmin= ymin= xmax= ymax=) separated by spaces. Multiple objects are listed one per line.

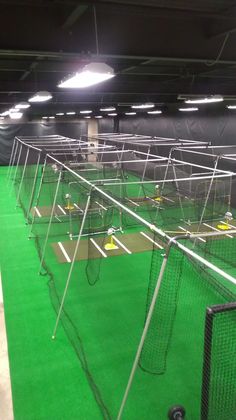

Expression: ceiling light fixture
xmin=125 ymin=112 xmax=136 ymax=116
xmin=80 ymin=110 xmax=92 ymax=114
xmin=42 ymin=116 xmax=48 ymax=119
xmin=147 ymin=110 xmax=162 ymax=114
xmin=184 ymin=95 xmax=223 ymax=104
xmin=28 ymin=91 xmax=52 ymax=103
xmin=66 ymin=112 xmax=76 ymax=115
xmin=108 ymin=113 xmax=117 ymax=116
xmin=95 ymin=115 xmax=103 ymax=118
xmin=0 ymin=111 xmax=9 ymax=116
xmin=131 ymin=103 xmax=154 ymax=109
xmin=48 ymin=116 xmax=55 ymax=119
xmin=58 ymin=62 xmax=115 ymax=89
xmin=227 ymin=105 xmax=236 ymax=109
xmin=15 ymin=102 xmax=31 ymax=109
xmin=179 ymin=107 xmax=199 ymax=112
xmin=100 ymin=106 xmax=116 ymax=112
xmin=56 ymin=112 xmax=65 ymax=116
xmin=9 ymin=111 xmax=23 ymax=120
xmin=84 ymin=116 xmax=91 ymax=119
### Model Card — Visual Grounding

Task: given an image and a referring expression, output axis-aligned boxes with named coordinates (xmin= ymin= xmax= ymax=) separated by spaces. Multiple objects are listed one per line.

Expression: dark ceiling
xmin=1 ymin=0 xmax=236 ymax=117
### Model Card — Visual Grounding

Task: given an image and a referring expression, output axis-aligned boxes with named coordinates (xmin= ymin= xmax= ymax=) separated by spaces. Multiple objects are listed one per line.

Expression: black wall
xmin=0 ymin=121 xmax=87 ymax=165
xmin=118 ymin=108 xmax=236 ymax=146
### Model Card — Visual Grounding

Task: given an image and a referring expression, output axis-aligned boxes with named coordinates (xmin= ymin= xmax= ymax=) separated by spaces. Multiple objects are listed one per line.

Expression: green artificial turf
xmin=1 ymin=165 xmax=236 ymax=420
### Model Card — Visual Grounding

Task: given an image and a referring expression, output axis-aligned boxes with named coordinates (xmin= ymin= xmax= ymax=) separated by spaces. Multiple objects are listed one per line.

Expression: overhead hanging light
xmin=56 ymin=112 xmax=65 ymax=116
xmin=48 ymin=116 xmax=55 ymax=119
xmin=9 ymin=111 xmax=23 ymax=120
xmin=0 ymin=110 xmax=9 ymax=116
xmin=108 ymin=113 xmax=117 ymax=116
xmin=28 ymin=91 xmax=52 ymax=103
xmin=15 ymin=102 xmax=31 ymax=109
xmin=179 ymin=107 xmax=199 ymax=112
xmin=80 ymin=110 xmax=92 ymax=114
xmin=95 ymin=115 xmax=103 ymax=118
xmin=58 ymin=62 xmax=115 ymax=89
xmin=184 ymin=95 xmax=223 ymax=104
xmin=131 ymin=103 xmax=154 ymax=109
xmin=227 ymin=105 xmax=236 ymax=109
xmin=84 ymin=116 xmax=91 ymax=119
xmin=147 ymin=110 xmax=162 ymax=114
xmin=66 ymin=111 xmax=76 ymax=115
xmin=125 ymin=112 xmax=136 ymax=115
xmin=100 ymin=106 xmax=116 ymax=112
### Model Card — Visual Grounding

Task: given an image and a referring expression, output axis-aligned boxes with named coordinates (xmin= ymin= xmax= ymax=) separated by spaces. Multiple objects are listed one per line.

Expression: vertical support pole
xmin=195 ymin=157 xmax=220 ymax=233
xmin=28 ymin=156 xmax=48 ymax=238
xmin=138 ymin=146 xmax=150 ymax=197
xmin=52 ymin=191 xmax=92 ymax=339
xmin=117 ymin=250 xmax=170 ymax=420
xmin=26 ymin=152 xmax=41 ymax=222
xmin=7 ymin=137 xmax=16 ymax=179
xmin=11 ymin=143 xmax=22 ymax=192
xmin=172 ymin=161 xmax=185 ymax=222
xmin=38 ymin=170 xmax=62 ymax=273
xmin=16 ymin=147 xmax=30 ymax=206
xmin=8 ymin=139 xmax=19 ymax=185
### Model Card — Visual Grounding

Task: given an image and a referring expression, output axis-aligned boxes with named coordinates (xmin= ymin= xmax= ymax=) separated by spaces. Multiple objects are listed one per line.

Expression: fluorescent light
xmin=95 ymin=115 xmax=103 ymax=118
xmin=28 ymin=91 xmax=52 ymax=103
xmin=108 ymin=113 xmax=117 ymax=116
xmin=58 ymin=62 xmax=115 ymax=88
xmin=10 ymin=111 xmax=23 ymax=120
xmin=147 ymin=110 xmax=162 ymax=114
xmin=100 ymin=106 xmax=116 ymax=112
xmin=185 ymin=95 xmax=223 ymax=104
xmin=56 ymin=112 xmax=65 ymax=116
xmin=227 ymin=105 xmax=236 ymax=109
xmin=15 ymin=102 xmax=31 ymax=109
xmin=0 ymin=111 xmax=9 ymax=116
xmin=179 ymin=107 xmax=199 ymax=112
xmin=66 ymin=112 xmax=76 ymax=115
xmin=131 ymin=103 xmax=154 ymax=109
xmin=84 ymin=116 xmax=91 ymax=119
xmin=80 ymin=110 xmax=92 ymax=114
xmin=125 ymin=112 xmax=136 ymax=115
xmin=49 ymin=116 xmax=55 ymax=119
xmin=0 ymin=116 xmax=4 ymax=120
xmin=42 ymin=116 xmax=48 ymax=119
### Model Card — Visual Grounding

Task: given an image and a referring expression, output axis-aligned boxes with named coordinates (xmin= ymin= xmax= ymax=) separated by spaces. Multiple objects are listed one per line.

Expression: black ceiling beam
xmin=62 ymin=4 xmax=89 ymax=29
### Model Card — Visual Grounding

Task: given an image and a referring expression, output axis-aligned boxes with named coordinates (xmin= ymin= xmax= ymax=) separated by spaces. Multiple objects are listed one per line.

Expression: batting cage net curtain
xmin=7 ymin=135 xmax=236 ymax=419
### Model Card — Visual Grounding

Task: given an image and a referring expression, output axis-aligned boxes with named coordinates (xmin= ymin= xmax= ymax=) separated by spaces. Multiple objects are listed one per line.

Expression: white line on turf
xmin=112 ymin=236 xmax=132 ymax=254
xmin=140 ymin=231 xmax=164 ymax=249
xmin=203 ymin=222 xmax=233 ymax=239
xmin=95 ymin=201 xmax=107 ymax=211
xmin=57 ymin=204 xmax=66 ymax=215
xmin=58 ymin=242 xmax=71 ymax=263
xmin=34 ymin=206 xmax=42 ymax=217
xmin=0 ymin=270 xmax=14 ymax=420
xmin=178 ymin=225 xmax=206 ymax=243
xmin=90 ymin=238 xmax=107 ymax=258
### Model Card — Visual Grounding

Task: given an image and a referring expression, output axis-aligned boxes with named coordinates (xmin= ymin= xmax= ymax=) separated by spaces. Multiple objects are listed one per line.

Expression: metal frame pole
xmin=52 ymin=191 xmax=92 ymax=339
xmin=39 ymin=170 xmax=62 ymax=273
xmin=7 ymin=139 xmax=19 ymax=185
xmin=11 ymin=143 xmax=22 ymax=192
xmin=28 ymin=156 xmax=48 ymax=238
xmin=7 ymin=137 xmax=16 ymax=179
xmin=16 ymin=147 xmax=30 ymax=206
xmin=26 ymin=152 xmax=41 ymax=222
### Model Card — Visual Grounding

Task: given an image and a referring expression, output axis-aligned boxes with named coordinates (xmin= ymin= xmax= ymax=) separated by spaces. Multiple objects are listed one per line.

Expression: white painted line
xmin=140 ymin=231 xmax=164 ymax=249
xmin=58 ymin=242 xmax=71 ymax=263
xmin=112 ymin=236 xmax=132 ymax=254
xmin=34 ymin=206 xmax=42 ymax=218
xmin=164 ymin=196 xmax=175 ymax=203
xmin=203 ymin=222 xmax=233 ymax=239
xmin=73 ymin=203 xmax=83 ymax=212
xmin=0 ymin=271 xmax=14 ymax=420
xmin=57 ymin=204 xmax=67 ymax=215
xmin=178 ymin=225 xmax=206 ymax=243
xmin=127 ymin=198 xmax=140 ymax=207
xmin=95 ymin=201 xmax=107 ymax=211
xmin=90 ymin=238 xmax=107 ymax=258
